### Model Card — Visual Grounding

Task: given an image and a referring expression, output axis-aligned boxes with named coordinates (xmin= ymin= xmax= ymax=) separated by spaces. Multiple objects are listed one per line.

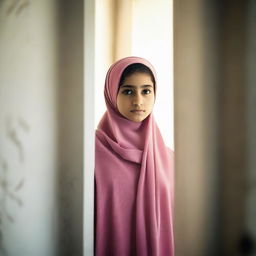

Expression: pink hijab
xmin=94 ymin=56 xmax=175 ymax=256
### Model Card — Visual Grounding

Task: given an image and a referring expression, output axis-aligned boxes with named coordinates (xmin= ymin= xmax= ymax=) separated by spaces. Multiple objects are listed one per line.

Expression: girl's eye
xmin=122 ymin=89 xmax=133 ymax=95
xmin=143 ymin=89 xmax=151 ymax=94
xmin=121 ymin=89 xmax=152 ymax=95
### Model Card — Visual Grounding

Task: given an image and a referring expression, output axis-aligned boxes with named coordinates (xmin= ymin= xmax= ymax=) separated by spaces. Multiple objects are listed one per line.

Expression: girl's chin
xmin=119 ymin=111 xmax=151 ymax=122
xmin=127 ymin=114 xmax=148 ymax=122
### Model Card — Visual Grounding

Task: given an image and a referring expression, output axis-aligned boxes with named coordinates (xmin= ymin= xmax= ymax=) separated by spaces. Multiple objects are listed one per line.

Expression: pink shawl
xmin=94 ymin=56 xmax=175 ymax=256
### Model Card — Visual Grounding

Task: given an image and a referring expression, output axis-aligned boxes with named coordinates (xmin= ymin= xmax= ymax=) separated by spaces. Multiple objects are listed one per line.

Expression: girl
xmin=94 ymin=56 xmax=175 ymax=256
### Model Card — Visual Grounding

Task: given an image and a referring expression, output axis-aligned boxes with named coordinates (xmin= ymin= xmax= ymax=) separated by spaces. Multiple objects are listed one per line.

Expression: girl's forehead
xmin=119 ymin=84 xmax=154 ymax=89
xmin=122 ymin=73 xmax=154 ymax=84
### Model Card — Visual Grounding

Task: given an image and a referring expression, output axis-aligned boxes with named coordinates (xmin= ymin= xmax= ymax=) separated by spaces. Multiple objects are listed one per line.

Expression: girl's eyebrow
xmin=120 ymin=84 xmax=153 ymax=88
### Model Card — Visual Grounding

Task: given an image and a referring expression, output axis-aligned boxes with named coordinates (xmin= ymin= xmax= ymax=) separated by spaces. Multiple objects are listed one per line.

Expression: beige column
xmin=174 ymin=0 xmax=249 ymax=255
xmin=173 ymin=0 xmax=220 ymax=255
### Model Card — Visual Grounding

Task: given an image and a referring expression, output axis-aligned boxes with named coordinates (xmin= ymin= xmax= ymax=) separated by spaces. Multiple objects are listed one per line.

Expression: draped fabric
xmin=94 ymin=56 xmax=175 ymax=256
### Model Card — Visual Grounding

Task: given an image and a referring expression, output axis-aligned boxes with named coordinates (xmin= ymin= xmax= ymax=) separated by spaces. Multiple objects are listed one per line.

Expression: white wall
xmin=0 ymin=1 xmax=58 ymax=255
xmin=84 ymin=0 xmax=95 ymax=255
xmin=0 ymin=1 xmax=84 ymax=255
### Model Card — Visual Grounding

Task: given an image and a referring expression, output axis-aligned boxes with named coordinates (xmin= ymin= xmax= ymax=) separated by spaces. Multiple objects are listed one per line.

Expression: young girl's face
xmin=117 ymin=72 xmax=155 ymax=122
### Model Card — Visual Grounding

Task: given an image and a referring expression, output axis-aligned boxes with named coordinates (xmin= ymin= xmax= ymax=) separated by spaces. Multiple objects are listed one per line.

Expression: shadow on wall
xmin=56 ymin=1 xmax=84 ymax=255
xmin=0 ymin=2 xmax=30 ymax=255
xmin=0 ymin=0 xmax=30 ymax=17
xmin=0 ymin=116 xmax=29 ymax=255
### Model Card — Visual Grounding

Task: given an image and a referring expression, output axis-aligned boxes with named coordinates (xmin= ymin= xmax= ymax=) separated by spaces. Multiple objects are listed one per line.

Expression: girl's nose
xmin=132 ymin=93 xmax=143 ymax=106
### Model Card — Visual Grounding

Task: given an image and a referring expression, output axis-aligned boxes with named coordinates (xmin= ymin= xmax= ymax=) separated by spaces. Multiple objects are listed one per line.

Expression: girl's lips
xmin=131 ymin=110 xmax=145 ymax=114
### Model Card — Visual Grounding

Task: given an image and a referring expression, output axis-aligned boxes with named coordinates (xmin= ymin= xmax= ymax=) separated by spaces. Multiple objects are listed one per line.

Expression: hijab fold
xmin=95 ymin=56 xmax=175 ymax=256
